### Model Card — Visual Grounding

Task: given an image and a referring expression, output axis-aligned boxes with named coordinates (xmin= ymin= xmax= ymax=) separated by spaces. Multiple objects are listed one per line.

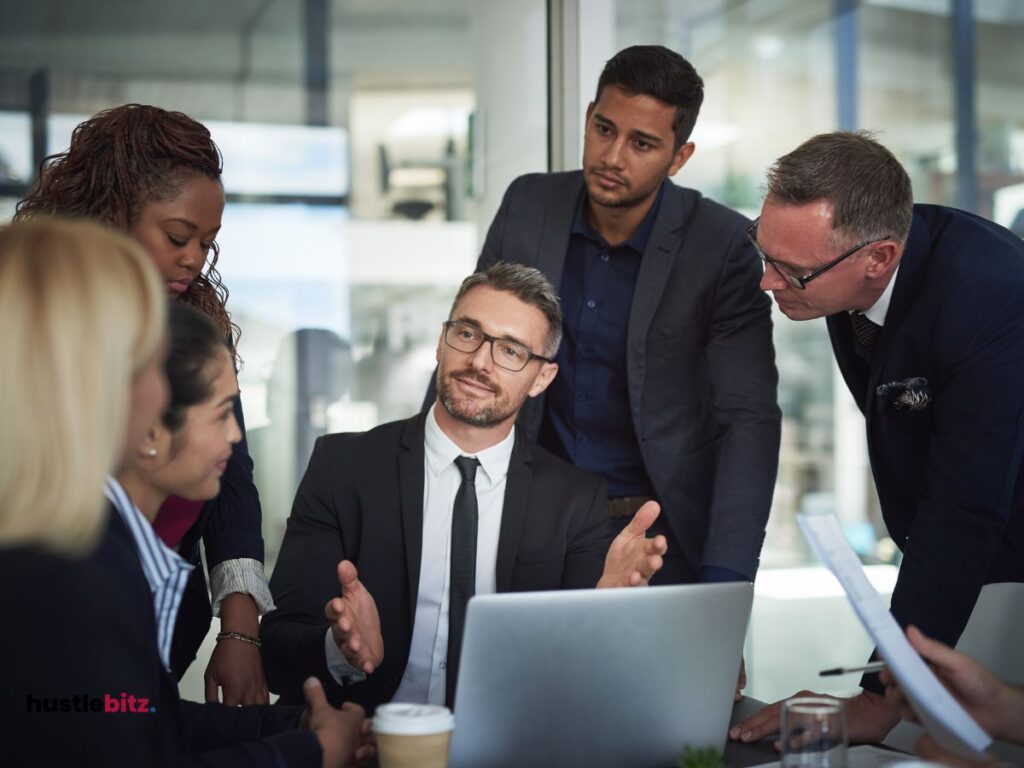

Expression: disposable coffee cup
xmin=373 ymin=703 xmax=455 ymax=768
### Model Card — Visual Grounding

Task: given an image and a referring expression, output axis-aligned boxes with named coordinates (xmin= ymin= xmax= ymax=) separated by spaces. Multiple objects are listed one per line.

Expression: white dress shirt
xmin=861 ymin=264 xmax=900 ymax=326
xmin=325 ymin=405 xmax=514 ymax=704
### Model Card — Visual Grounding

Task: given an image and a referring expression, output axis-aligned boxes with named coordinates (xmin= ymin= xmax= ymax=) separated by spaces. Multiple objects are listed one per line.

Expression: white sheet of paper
xmin=796 ymin=513 xmax=991 ymax=761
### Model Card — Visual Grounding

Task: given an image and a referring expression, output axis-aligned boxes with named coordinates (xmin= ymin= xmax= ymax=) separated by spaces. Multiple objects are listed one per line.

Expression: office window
xmin=1 ymin=0 xmax=548 ymax=569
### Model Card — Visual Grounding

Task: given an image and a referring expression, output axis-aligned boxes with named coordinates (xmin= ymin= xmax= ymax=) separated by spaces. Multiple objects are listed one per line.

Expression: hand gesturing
xmin=597 ymin=501 xmax=667 ymax=588
xmin=324 ymin=560 xmax=384 ymax=675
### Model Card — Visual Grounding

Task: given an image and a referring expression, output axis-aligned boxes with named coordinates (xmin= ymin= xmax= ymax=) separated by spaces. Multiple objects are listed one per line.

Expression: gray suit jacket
xmin=477 ymin=171 xmax=781 ymax=579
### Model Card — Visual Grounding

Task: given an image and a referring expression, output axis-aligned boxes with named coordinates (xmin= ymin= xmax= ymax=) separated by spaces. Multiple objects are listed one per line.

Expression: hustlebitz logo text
xmin=26 ymin=692 xmax=156 ymax=714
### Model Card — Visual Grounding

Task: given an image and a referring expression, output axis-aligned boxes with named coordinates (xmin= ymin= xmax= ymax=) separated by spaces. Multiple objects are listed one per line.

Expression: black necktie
xmin=446 ymin=455 xmax=479 ymax=708
xmin=851 ymin=312 xmax=881 ymax=356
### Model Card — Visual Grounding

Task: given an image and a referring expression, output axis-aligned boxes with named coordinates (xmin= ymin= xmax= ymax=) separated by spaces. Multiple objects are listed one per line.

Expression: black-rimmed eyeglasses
xmin=746 ymin=218 xmax=892 ymax=290
xmin=443 ymin=320 xmax=554 ymax=372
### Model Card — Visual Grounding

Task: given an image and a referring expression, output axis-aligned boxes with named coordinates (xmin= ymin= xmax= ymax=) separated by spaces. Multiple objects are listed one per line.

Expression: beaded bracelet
xmin=216 ymin=631 xmax=262 ymax=648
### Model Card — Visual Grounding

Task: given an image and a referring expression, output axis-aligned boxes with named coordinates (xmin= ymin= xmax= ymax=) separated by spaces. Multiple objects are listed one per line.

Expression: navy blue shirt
xmin=538 ymin=184 xmax=664 ymax=498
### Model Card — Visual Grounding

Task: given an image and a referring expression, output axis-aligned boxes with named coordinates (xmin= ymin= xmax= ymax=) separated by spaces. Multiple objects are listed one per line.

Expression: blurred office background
xmin=2 ymin=0 xmax=1022 ymax=703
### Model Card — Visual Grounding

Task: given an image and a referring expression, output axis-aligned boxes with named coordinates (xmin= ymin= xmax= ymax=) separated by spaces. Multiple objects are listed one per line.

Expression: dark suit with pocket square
xmin=828 ymin=204 xmax=1024 ymax=672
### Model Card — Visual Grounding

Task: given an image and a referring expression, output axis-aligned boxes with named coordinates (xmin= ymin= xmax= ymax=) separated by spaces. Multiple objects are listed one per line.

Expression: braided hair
xmin=15 ymin=103 xmax=238 ymax=350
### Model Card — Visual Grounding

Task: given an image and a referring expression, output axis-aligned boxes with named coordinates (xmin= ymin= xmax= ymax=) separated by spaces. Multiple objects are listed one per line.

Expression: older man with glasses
xmin=261 ymin=262 xmax=667 ymax=714
xmin=732 ymin=130 xmax=1024 ymax=748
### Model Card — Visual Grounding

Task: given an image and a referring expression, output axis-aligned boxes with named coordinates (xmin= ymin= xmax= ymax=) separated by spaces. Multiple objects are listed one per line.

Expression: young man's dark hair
xmin=594 ymin=45 xmax=704 ymax=150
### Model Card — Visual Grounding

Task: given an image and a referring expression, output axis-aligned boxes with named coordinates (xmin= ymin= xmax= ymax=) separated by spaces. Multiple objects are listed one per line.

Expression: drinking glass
xmin=780 ymin=696 xmax=848 ymax=767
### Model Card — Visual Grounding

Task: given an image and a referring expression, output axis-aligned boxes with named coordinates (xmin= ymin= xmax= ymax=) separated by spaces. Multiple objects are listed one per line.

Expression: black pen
xmin=819 ymin=661 xmax=887 ymax=676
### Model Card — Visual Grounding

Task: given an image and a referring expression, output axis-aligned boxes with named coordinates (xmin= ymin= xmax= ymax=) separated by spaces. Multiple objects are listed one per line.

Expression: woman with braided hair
xmin=16 ymin=103 xmax=273 ymax=706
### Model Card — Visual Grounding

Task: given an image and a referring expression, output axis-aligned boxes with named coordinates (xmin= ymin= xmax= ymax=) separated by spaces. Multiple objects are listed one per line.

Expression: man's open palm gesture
xmin=325 ymin=560 xmax=384 ymax=675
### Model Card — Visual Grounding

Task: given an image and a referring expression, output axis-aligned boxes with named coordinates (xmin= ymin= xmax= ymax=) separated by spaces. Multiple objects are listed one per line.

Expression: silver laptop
xmin=450 ymin=582 xmax=753 ymax=768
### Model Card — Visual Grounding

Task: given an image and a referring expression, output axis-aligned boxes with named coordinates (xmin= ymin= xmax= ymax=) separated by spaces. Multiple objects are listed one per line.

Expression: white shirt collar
xmin=424 ymin=403 xmax=515 ymax=485
xmin=860 ymin=264 xmax=900 ymax=326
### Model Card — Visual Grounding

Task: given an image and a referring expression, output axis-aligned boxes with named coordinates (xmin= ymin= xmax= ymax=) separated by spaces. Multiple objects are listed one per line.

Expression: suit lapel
xmin=626 ymin=181 xmax=686 ymax=410
xmin=521 ymin=173 xmax=584 ymax=439
xmin=495 ymin=427 xmax=533 ymax=592
xmin=534 ymin=172 xmax=584 ymax=290
xmin=398 ymin=414 xmax=427 ymax=626
xmin=865 ymin=212 xmax=929 ymax=430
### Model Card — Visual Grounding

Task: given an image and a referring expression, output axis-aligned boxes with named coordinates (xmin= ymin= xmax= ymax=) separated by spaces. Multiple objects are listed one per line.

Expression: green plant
xmin=676 ymin=744 xmax=723 ymax=768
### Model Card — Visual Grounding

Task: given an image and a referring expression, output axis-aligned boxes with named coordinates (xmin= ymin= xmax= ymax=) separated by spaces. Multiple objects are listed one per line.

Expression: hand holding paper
xmin=796 ymin=514 xmax=991 ymax=762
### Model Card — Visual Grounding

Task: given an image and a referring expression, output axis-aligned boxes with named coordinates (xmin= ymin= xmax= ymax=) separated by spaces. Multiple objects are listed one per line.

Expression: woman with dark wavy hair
xmin=16 ymin=103 xmax=273 ymax=706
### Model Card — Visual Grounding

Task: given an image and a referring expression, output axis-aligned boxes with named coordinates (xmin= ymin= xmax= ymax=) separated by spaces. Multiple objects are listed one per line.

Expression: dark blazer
xmin=828 ymin=204 xmax=1024 ymax=654
xmin=260 ymin=412 xmax=610 ymax=713
xmin=170 ymin=396 xmax=267 ymax=678
xmin=476 ymin=171 xmax=781 ymax=580
xmin=0 ymin=508 xmax=318 ymax=767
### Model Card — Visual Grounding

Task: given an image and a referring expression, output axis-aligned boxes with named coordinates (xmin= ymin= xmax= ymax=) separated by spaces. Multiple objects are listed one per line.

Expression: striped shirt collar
xmin=104 ymin=476 xmax=194 ymax=672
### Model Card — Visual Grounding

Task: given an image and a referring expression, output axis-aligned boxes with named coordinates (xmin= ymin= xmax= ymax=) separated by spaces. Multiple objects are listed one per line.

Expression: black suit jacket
xmin=476 ymin=172 xmax=781 ymax=579
xmin=0 ymin=508 xmax=318 ymax=767
xmin=260 ymin=412 xmax=610 ymax=713
xmin=828 ymin=204 xmax=1024 ymax=657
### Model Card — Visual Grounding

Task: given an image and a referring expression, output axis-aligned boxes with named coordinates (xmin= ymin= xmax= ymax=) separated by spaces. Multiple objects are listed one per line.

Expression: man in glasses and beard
xmin=262 ymin=262 xmax=667 ymax=713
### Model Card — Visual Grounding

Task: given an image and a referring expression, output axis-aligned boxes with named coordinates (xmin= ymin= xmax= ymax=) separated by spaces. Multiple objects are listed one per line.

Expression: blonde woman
xmin=0 ymin=219 xmax=364 ymax=767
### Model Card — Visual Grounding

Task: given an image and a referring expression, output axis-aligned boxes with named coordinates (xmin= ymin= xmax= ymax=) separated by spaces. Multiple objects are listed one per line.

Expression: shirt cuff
xmin=209 ymin=557 xmax=276 ymax=616
xmin=324 ymin=628 xmax=367 ymax=686
xmin=700 ymin=565 xmax=750 ymax=583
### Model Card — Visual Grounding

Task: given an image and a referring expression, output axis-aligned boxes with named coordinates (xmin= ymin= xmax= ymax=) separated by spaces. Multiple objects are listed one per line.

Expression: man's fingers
xmin=303 ymin=676 xmax=328 ymax=711
xmin=337 ymin=559 xmax=361 ymax=592
xmin=730 ymin=700 xmax=786 ymax=742
xmin=625 ymin=501 xmax=661 ymax=537
xmin=885 ymin=684 xmax=917 ymax=724
xmin=730 ymin=690 xmax=820 ymax=742
xmin=906 ymin=625 xmax=958 ymax=671
xmin=325 ymin=596 xmax=345 ymax=622
xmin=638 ymin=535 xmax=667 ymax=557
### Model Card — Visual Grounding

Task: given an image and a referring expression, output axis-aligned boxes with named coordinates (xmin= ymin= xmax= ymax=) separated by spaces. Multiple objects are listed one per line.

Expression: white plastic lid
xmin=373 ymin=703 xmax=455 ymax=735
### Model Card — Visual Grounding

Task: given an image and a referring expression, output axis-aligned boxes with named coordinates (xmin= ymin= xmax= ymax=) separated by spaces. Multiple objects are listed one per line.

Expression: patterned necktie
xmin=851 ymin=311 xmax=881 ymax=355
xmin=446 ymin=455 xmax=480 ymax=708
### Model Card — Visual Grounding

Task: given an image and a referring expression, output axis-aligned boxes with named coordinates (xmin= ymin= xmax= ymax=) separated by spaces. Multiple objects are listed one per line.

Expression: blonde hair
xmin=0 ymin=218 xmax=166 ymax=556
